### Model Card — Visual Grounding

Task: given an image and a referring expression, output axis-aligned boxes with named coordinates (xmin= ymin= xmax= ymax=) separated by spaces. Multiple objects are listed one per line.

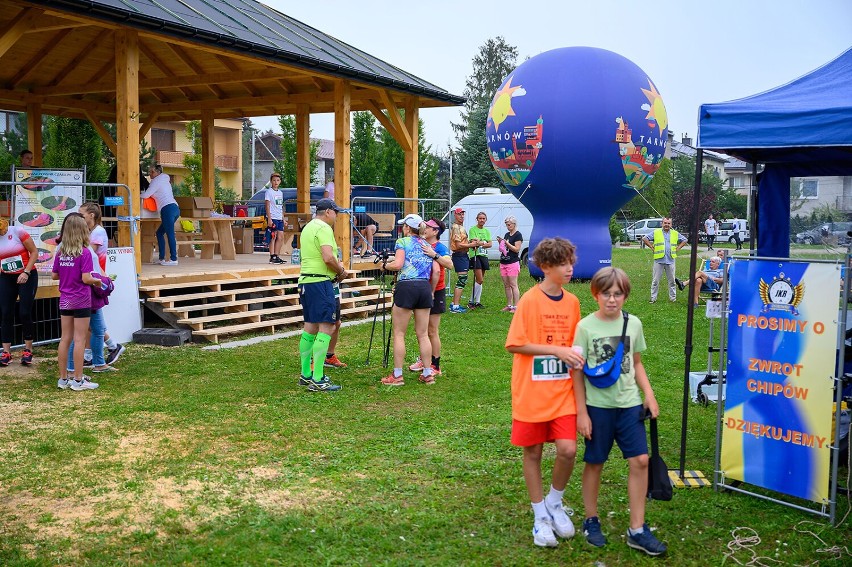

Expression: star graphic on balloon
xmin=641 ymin=80 xmax=668 ymax=135
xmin=489 ymin=77 xmax=526 ymax=131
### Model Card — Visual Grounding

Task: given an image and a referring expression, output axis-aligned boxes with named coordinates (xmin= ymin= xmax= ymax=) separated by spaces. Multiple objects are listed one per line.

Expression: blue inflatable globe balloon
xmin=487 ymin=47 xmax=669 ymax=278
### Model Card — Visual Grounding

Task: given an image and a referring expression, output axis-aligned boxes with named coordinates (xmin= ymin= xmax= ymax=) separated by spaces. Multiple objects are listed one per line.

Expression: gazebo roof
xmin=0 ymin=0 xmax=464 ymax=122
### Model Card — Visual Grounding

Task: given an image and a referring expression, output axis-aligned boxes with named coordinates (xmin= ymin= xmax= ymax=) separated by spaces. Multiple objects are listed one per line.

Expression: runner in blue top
xmin=381 ymin=213 xmax=439 ymax=386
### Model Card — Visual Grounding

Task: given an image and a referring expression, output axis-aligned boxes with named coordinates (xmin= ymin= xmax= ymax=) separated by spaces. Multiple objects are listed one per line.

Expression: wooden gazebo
xmin=0 ymin=0 xmax=464 ymax=272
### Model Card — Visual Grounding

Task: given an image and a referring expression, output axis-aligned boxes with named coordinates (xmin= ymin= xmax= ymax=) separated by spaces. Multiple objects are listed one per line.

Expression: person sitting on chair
xmin=352 ymin=212 xmax=378 ymax=257
xmin=676 ymin=256 xmax=724 ymax=307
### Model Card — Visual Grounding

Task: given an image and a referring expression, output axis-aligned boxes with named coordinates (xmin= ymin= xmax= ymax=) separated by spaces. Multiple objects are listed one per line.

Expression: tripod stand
xmin=366 ymin=250 xmax=394 ymax=366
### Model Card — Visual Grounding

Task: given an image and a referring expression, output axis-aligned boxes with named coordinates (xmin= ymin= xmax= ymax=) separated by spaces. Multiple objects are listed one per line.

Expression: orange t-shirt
xmin=505 ymin=285 xmax=580 ymax=422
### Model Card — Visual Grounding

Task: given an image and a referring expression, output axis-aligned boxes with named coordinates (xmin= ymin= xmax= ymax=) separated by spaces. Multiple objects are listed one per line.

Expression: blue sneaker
xmin=626 ymin=524 xmax=667 ymax=556
xmin=307 ymin=376 xmax=342 ymax=392
xmin=298 ymin=375 xmax=312 ymax=386
xmin=582 ymin=516 xmax=607 ymax=548
xmin=449 ymin=304 xmax=467 ymax=314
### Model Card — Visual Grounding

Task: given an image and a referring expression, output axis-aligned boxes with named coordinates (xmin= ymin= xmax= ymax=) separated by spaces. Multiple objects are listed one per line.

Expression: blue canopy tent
xmin=672 ymin=47 xmax=852 ymax=495
xmin=698 ymin=45 xmax=852 ymax=258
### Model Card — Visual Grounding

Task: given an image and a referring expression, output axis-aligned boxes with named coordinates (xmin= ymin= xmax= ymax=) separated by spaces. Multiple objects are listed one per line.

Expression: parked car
xmin=795 ymin=221 xmax=852 ymax=245
xmin=625 ymin=218 xmax=663 ymax=243
xmin=717 ymin=219 xmax=750 ymax=243
xmin=442 ymin=187 xmax=533 ymax=265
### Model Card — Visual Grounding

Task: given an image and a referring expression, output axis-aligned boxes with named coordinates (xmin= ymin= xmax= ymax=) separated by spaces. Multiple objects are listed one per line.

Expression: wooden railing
xmin=156 ymin=151 xmax=239 ymax=171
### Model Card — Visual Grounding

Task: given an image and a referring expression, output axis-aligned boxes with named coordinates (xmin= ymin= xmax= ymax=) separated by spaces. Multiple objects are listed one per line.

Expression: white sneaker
xmin=545 ymin=499 xmax=575 ymax=539
xmin=57 ymin=378 xmax=70 ymax=390
xmin=161 ymin=260 xmax=179 ymax=266
xmin=69 ymin=376 xmax=99 ymax=391
xmin=533 ymin=518 xmax=558 ymax=547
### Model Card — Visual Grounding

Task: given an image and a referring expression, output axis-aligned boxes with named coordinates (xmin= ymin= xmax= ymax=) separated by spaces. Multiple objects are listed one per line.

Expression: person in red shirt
xmin=505 ymin=237 xmax=586 ymax=548
xmin=0 ymin=217 xmax=39 ymax=366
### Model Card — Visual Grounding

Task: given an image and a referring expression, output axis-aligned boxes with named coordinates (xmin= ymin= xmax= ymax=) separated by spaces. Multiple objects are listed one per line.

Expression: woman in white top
xmin=141 ymin=164 xmax=179 ymax=265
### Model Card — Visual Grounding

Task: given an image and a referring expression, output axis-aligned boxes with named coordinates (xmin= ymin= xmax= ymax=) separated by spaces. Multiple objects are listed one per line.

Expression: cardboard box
xmin=0 ymin=201 xmax=10 ymax=217
xmin=175 ymin=196 xmax=214 ymax=218
xmin=232 ymin=227 xmax=254 ymax=254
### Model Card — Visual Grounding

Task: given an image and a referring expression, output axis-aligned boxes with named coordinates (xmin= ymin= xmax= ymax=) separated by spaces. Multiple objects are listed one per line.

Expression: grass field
xmin=1 ymin=245 xmax=850 ymax=565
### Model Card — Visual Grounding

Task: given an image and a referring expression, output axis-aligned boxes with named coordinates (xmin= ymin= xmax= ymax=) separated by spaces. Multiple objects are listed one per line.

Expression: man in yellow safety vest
xmin=642 ymin=217 xmax=687 ymax=303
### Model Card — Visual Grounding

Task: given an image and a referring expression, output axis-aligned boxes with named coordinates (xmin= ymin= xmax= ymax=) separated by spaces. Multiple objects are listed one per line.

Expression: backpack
xmin=647 ymin=417 xmax=673 ymax=501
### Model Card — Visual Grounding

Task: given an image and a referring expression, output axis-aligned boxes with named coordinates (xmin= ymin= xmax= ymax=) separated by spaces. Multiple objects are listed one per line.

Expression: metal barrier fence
xmin=0 ymin=180 xmax=134 ymax=347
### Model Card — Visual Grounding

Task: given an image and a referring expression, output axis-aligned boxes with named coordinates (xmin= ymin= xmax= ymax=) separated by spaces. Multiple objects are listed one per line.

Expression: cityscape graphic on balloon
xmin=487 ymin=46 xmax=669 ymax=278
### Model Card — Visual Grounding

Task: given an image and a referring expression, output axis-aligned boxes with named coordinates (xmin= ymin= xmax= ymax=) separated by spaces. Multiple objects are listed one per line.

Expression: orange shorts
xmin=511 ymin=414 xmax=577 ymax=447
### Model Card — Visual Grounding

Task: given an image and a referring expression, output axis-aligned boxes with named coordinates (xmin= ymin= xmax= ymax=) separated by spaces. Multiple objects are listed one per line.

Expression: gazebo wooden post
xmin=403 ymin=96 xmax=419 ymax=215
xmin=114 ymin=29 xmax=141 ymax=273
xmin=200 ymin=110 xmax=215 ymax=200
xmin=25 ymin=103 xmax=42 ymax=165
xmin=295 ymin=104 xmax=310 ymax=217
xmin=334 ymin=80 xmax=351 ymax=265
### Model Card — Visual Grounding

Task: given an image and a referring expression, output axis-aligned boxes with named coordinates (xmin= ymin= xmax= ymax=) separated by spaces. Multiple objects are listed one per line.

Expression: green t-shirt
xmin=573 ymin=311 xmax=647 ymax=408
xmin=299 ymin=218 xmax=338 ymax=283
xmin=468 ymin=226 xmax=491 ymax=258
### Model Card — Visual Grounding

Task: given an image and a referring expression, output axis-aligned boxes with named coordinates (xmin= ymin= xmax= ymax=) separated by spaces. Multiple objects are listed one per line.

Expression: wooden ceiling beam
xmin=83 ymin=53 xmax=115 ymax=86
xmin=378 ymin=89 xmax=411 ymax=151
xmin=365 ymin=99 xmax=400 ymax=142
xmin=138 ymin=41 xmax=197 ymax=101
xmin=8 ymin=28 xmax=73 ymax=88
xmin=139 ymin=112 xmax=159 ymax=139
xmin=47 ymin=32 xmax=112 ymax=89
xmin=142 ymin=87 xmax=377 ymax=114
xmin=0 ymin=87 xmax=113 ymax=113
xmin=83 ymin=110 xmax=116 ymax=155
xmin=311 ymin=77 xmax=327 ymax=92
xmin=164 ymin=42 xmax=225 ymax=98
xmin=24 ymin=22 xmax=90 ymax=34
xmin=277 ymin=79 xmax=291 ymax=93
xmin=0 ymin=7 xmax=44 ymax=58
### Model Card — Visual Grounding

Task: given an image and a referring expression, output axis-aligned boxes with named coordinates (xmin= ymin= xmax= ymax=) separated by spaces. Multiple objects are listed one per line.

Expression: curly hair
xmin=531 ymin=237 xmax=576 ymax=268
xmin=589 ymin=267 xmax=632 ymax=298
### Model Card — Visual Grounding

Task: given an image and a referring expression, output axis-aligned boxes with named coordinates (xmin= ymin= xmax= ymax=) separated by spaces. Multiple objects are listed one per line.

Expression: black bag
xmin=647 ymin=417 xmax=673 ymax=501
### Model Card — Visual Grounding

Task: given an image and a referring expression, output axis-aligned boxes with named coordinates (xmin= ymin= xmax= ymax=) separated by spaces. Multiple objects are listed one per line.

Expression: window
xmin=151 ymin=128 xmax=175 ymax=151
xmin=730 ymin=176 xmax=747 ymax=189
xmin=798 ymin=178 xmax=819 ymax=199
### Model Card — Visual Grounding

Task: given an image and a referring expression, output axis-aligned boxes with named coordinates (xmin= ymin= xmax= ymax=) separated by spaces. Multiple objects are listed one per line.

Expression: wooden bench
xmin=370 ymin=213 xmax=397 ymax=239
xmin=141 ymin=217 xmax=239 ymax=260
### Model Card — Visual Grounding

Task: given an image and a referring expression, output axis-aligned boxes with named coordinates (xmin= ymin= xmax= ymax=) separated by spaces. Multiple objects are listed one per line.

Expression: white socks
xmin=546 ymin=485 xmax=564 ymax=507
xmin=473 ymin=283 xmax=482 ymax=303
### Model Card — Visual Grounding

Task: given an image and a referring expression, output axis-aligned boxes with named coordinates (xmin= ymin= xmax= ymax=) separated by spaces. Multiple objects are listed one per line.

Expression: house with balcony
xmin=147 ymin=118 xmax=242 ymax=194
xmin=251 ymin=131 xmax=333 ymax=191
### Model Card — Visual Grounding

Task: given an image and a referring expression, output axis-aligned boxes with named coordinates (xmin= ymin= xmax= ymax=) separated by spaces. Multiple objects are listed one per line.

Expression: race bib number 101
xmin=532 ymin=355 xmax=571 ymax=381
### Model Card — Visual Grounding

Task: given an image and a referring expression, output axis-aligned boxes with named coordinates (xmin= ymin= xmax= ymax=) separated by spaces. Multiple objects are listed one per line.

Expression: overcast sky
xmin=254 ymin=0 xmax=851 ymax=154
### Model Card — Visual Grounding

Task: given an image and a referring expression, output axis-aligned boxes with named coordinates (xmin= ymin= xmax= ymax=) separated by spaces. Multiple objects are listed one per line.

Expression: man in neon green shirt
xmin=298 ymin=198 xmax=348 ymax=392
xmin=467 ymin=211 xmax=492 ymax=308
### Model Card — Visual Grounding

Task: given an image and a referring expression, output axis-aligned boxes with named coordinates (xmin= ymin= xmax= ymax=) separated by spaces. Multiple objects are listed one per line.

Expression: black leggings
xmin=0 ymin=272 xmax=38 ymax=343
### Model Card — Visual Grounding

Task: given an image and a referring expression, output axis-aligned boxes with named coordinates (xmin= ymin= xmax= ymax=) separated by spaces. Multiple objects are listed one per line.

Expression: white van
xmin=718 ymin=218 xmax=750 ymax=243
xmin=442 ymin=187 xmax=533 ymax=265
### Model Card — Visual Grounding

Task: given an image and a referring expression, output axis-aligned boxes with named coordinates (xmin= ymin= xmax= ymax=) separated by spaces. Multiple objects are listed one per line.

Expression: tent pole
xmin=679 ymin=149 xmax=704 ymax=476
xmin=749 ymin=162 xmax=757 ymax=253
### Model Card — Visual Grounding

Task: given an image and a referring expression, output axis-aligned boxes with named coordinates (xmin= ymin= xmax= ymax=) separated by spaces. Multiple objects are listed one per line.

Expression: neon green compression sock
xmin=312 ymin=333 xmax=331 ymax=382
xmin=299 ymin=332 xmax=316 ymax=377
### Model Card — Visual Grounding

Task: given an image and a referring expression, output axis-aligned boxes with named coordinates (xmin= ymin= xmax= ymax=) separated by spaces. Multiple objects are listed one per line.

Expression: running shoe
xmin=307 ymin=376 xmax=342 ymax=392
xmin=626 ymin=524 xmax=667 ymax=556
xmin=533 ymin=518 xmax=558 ymax=548
xmin=449 ymin=305 xmax=467 ymax=314
xmin=69 ymin=376 xmax=99 ymax=391
xmin=21 ymin=349 xmax=33 ymax=366
xmin=57 ymin=378 xmax=71 ymax=390
xmin=323 ymin=355 xmax=348 ymax=368
xmin=582 ymin=516 xmax=607 ymax=548
xmin=545 ymin=500 xmax=575 ymax=539
xmin=418 ymin=372 xmax=435 ymax=385
xmin=161 ymin=260 xmax=179 ymax=266
xmin=0 ymin=352 xmax=11 ymax=366
xmin=105 ymin=344 xmax=126 ymax=365
xmin=381 ymin=374 xmax=405 ymax=386
xmin=409 ymin=357 xmax=424 ymax=372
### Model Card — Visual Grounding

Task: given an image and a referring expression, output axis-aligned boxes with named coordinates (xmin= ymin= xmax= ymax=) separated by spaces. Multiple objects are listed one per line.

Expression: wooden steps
xmin=138 ymin=269 xmax=391 ymax=343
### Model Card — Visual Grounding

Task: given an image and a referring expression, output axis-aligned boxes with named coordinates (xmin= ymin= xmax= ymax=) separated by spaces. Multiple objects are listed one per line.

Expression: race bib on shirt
xmin=531 ymin=355 xmax=571 ymax=381
xmin=0 ymin=255 xmax=24 ymax=273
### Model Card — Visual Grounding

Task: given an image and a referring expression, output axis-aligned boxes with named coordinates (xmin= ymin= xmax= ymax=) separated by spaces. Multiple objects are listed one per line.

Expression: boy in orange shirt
xmin=505 ymin=238 xmax=587 ymax=547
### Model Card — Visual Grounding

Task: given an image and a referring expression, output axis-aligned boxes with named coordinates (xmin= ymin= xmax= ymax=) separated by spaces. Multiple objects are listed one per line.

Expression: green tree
xmin=623 ymin=157 xmax=673 ymax=219
xmin=452 ymin=37 xmax=518 ymax=200
xmin=174 ymin=120 xmax=236 ymax=202
xmin=275 ymin=115 xmax=319 ymax=187
xmin=376 ymin=115 xmax=441 ymax=199
xmin=452 ymin=104 xmax=501 ymax=200
xmin=0 ymin=112 xmax=28 ymax=182
xmin=350 ymin=111 xmax=381 ymax=185
xmin=241 ymin=118 xmax=255 ymax=198
xmin=43 ymin=116 xmax=110 ymax=183
xmin=669 ymin=155 xmax=726 ymax=231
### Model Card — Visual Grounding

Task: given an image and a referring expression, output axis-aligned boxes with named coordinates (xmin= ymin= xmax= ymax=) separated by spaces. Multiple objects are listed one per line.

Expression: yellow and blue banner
xmin=722 ymin=260 xmax=838 ymax=503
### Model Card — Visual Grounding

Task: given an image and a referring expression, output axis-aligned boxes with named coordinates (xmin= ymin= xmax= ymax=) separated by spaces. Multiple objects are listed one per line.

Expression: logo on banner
xmin=758 ymin=272 xmax=804 ymax=315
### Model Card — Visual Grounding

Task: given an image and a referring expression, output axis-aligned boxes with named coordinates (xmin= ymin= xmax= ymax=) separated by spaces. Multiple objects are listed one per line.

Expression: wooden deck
xmin=36 ymin=251 xmax=389 ymax=343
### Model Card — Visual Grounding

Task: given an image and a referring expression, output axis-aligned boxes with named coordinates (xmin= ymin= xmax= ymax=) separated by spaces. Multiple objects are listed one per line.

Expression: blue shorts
xmin=701 ymin=280 xmax=720 ymax=293
xmin=582 ymin=405 xmax=648 ymax=464
xmin=266 ymin=219 xmax=284 ymax=243
xmin=299 ymin=279 xmax=337 ymax=323
xmin=451 ymin=253 xmax=470 ymax=273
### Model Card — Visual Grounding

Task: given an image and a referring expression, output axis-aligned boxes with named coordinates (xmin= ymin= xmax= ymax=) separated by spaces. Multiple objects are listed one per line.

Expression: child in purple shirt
xmin=52 ymin=214 xmax=100 ymax=391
